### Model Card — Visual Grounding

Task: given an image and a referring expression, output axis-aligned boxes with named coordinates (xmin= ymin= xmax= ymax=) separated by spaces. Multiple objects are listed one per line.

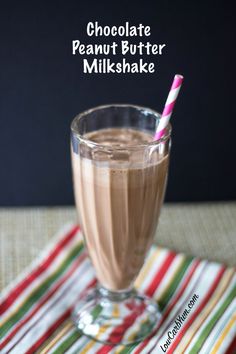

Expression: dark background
xmin=0 ymin=1 xmax=235 ymax=206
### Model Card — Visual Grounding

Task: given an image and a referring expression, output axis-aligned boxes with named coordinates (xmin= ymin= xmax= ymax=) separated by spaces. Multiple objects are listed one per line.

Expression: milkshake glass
xmin=71 ymin=104 xmax=171 ymax=345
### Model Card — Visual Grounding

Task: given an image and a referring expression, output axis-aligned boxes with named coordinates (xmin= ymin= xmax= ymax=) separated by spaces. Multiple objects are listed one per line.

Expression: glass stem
xmin=98 ymin=285 xmax=136 ymax=302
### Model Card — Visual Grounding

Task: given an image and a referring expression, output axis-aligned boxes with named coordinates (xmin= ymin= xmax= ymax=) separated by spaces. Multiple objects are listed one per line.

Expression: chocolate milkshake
xmin=72 ymin=127 xmax=169 ymax=291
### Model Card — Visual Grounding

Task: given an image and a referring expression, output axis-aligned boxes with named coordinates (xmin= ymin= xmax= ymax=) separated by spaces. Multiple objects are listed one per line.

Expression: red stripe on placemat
xmin=96 ymin=346 xmax=113 ymax=354
xmin=165 ymin=266 xmax=226 ymax=354
xmin=226 ymin=335 xmax=236 ymax=354
xmin=25 ymin=308 xmax=71 ymax=354
xmin=109 ymin=303 xmax=146 ymax=345
xmin=159 ymin=259 xmax=201 ymax=327
xmin=24 ymin=278 xmax=97 ymax=354
xmin=94 ymin=309 xmax=145 ymax=354
xmin=0 ymin=225 xmax=79 ymax=316
xmin=133 ymin=259 xmax=202 ymax=354
xmin=145 ymin=252 xmax=176 ymax=297
xmin=6 ymin=268 xmax=93 ymax=353
xmin=97 ymin=252 xmax=177 ymax=354
xmin=0 ymin=253 xmax=87 ymax=349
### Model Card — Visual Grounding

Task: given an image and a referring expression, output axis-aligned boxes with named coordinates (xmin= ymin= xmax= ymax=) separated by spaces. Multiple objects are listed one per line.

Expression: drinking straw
xmin=154 ymin=74 xmax=184 ymax=140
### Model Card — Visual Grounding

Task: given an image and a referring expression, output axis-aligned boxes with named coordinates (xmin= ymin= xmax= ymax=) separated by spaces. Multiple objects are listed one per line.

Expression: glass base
xmin=72 ymin=286 xmax=161 ymax=345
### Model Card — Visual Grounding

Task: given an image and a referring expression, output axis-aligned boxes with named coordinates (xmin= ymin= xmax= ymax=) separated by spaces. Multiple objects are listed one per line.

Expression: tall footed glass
xmin=71 ymin=104 xmax=171 ymax=345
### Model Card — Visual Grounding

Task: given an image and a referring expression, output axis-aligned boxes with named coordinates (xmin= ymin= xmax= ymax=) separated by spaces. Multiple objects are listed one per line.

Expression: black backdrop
xmin=0 ymin=1 xmax=235 ymax=206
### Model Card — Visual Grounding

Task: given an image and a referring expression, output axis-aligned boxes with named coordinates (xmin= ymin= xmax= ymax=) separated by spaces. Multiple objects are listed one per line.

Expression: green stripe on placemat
xmin=51 ymin=330 xmax=82 ymax=353
xmin=118 ymin=257 xmax=194 ymax=354
xmin=0 ymin=242 xmax=84 ymax=338
xmin=158 ymin=257 xmax=193 ymax=311
xmin=189 ymin=284 xmax=236 ymax=354
xmin=51 ymin=305 xmax=103 ymax=353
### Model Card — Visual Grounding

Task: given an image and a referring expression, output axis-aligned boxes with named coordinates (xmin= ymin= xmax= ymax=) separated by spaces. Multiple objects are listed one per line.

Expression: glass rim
xmin=71 ymin=104 xmax=172 ymax=150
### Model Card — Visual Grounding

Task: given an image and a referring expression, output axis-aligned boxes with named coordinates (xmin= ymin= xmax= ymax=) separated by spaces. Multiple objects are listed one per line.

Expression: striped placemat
xmin=0 ymin=224 xmax=235 ymax=354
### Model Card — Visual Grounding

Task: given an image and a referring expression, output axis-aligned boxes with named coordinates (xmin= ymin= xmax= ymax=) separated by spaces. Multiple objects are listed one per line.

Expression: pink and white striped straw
xmin=154 ymin=74 xmax=184 ymax=140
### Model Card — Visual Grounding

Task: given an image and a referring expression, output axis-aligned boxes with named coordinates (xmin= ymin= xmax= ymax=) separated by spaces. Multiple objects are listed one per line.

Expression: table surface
xmin=0 ymin=203 xmax=235 ymax=292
